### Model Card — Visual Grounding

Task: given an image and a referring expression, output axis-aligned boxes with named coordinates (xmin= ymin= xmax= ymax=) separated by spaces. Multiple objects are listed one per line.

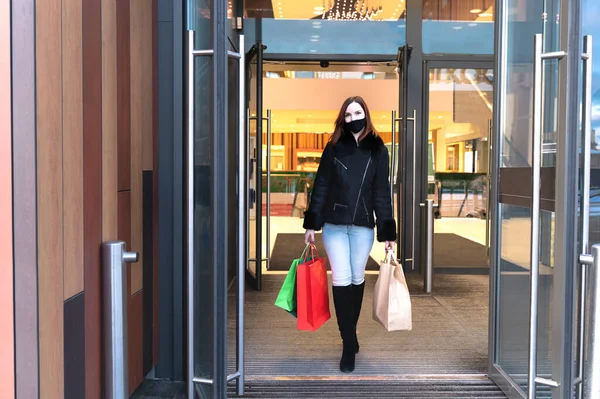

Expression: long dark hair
xmin=330 ymin=96 xmax=378 ymax=144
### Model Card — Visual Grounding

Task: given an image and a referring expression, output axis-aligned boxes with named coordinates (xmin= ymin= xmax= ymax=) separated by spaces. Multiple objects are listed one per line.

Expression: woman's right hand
xmin=305 ymin=229 xmax=315 ymax=244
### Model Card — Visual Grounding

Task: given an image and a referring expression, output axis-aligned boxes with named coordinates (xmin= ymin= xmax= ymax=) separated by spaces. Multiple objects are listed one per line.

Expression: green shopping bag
xmin=275 ymin=244 xmax=311 ymax=317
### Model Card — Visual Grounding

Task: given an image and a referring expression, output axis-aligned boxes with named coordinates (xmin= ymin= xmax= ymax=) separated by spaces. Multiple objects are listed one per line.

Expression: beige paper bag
xmin=372 ymin=251 xmax=412 ymax=331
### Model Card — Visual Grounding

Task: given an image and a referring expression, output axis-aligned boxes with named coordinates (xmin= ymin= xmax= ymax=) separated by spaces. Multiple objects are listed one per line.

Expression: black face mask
xmin=345 ymin=118 xmax=366 ymax=134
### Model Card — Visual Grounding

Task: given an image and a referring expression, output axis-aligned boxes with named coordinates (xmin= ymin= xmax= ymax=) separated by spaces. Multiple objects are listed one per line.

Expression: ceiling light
xmin=314 ymin=6 xmax=325 ymax=11
xmin=470 ymin=8 xmax=482 ymax=13
xmin=479 ymin=12 xmax=493 ymax=17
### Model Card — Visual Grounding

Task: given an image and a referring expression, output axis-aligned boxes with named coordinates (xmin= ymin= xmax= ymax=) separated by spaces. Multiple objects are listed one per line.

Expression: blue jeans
xmin=322 ymin=223 xmax=374 ymax=286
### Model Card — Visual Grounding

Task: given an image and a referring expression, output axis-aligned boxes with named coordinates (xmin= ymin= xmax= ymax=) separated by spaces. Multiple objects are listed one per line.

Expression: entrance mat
xmin=434 ymin=233 xmax=488 ymax=274
xmin=269 ymin=233 xmax=379 ymax=271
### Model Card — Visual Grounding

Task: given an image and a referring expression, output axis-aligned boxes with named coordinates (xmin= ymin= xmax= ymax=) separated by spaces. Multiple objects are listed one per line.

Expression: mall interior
xmin=3 ymin=0 xmax=600 ymax=398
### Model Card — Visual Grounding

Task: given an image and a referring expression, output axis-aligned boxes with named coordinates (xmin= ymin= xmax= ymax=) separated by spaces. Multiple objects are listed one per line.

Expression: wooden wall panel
xmin=103 ymin=0 xmax=118 ymax=241
xmin=62 ymin=0 xmax=84 ymax=300
xmin=118 ymin=191 xmax=131 ymax=245
xmin=0 ymin=2 xmax=15 ymax=397
xmin=130 ymin=0 xmax=145 ymax=294
xmin=83 ymin=0 xmax=104 ymax=397
xmin=142 ymin=0 xmax=154 ymax=172
xmin=12 ymin=0 xmax=40 ymax=396
xmin=36 ymin=0 xmax=64 ymax=396
xmin=117 ymin=0 xmax=131 ymax=192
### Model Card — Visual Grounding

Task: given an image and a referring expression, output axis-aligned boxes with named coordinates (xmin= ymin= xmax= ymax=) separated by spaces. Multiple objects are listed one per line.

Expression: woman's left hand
xmin=385 ymin=241 xmax=395 ymax=252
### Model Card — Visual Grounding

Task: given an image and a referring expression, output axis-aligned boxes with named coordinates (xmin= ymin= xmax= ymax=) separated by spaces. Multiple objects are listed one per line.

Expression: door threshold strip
xmin=246 ymin=374 xmax=490 ymax=382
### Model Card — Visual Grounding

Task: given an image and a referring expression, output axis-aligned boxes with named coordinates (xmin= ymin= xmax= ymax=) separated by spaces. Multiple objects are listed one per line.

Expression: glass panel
xmin=248 ymin=54 xmax=259 ymax=279
xmin=582 ymin=0 xmax=600 ymax=264
xmin=193 ymin=55 xmax=213 ymax=386
xmin=189 ymin=0 xmax=213 ymax=394
xmin=427 ymin=67 xmax=493 ymax=271
xmin=577 ymin=3 xmax=600 ymax=397
xmin=226 ymin=56 xmax=239 ymax=377
xmin=244 ymin=1 xmax=406 ymax=56
xmin=422 ymin=0 xmax=494 ymax=54
xmin=496 ymin=204 xmax=531 ymax=390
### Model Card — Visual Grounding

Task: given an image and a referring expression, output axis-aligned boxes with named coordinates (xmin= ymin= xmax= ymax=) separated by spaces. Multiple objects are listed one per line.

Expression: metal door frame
xmin=488 ymin=0 xmax=583 ymax=397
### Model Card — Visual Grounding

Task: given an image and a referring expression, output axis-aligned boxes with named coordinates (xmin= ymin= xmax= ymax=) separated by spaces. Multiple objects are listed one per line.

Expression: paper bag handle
xmin=303 ymin=243 xmax=319 ymax=262
xmin=384 ymin=249 xmax=399 ymax=266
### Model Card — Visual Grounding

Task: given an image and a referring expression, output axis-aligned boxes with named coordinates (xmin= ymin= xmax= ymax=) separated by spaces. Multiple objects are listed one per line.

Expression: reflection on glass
xmin=248 ymin=55 xmax=258 ymax=278
xmin=193 ymin=56 xmax=213 ymax=383
xmin=496 ymin=205 xmax=531 ymax=389
xmin=244 ymin=1 xmax=406 ymax=55
xmin=577 ymin=4 xmax=600 ymax=397
xmin=582 ymin=0 xmax=600 ymax=257
xmin=496 ymin=205 xmax=554 ymax=392
xmin=227 ymin=57 xmax=239 ymax=377
xmin=427 ymin=67 xmax=493 ymax=268
xmin=422 ymin=0 xmax=494 ymax=54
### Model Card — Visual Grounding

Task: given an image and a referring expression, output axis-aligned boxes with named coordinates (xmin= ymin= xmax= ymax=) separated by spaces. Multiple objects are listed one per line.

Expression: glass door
xmin=423 ymin=63 xmax=494 ymax=275
xmin=246 ymin=43 xmax=264 ymax=290
xmin=489 ymin=0 xmax=585 ymax=397
xmin=186 ymin=1 xmax=245 ymax=397
xmin=576 ymin=1 xmax=598 ymax=397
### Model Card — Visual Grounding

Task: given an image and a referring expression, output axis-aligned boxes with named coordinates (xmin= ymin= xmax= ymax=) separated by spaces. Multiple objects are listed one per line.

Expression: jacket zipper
xmin=333 ymin=203 xmax=348 ymax=211
xmin=362 ymin=198 xmax=370 ymax=223
xmin=333 ymin=157 xmax=348 ymax=170
xmin=352 ymin=157 xmax=371 ymax=222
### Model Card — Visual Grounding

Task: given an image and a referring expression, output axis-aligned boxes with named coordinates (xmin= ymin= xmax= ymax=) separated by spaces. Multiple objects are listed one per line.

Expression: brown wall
xmin=25 ymin=0 xmax=159 ymax=397
xmin=0 ymin=2 xmax=15 ymax=398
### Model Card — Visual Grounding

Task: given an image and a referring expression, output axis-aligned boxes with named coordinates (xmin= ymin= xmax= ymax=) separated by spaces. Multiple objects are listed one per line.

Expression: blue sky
xmin=583 ymin=0 xmax=600 ymax=130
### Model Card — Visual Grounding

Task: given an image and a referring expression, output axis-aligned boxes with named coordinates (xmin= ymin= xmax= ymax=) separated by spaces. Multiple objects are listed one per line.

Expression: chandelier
xmin=317 ymin=0 xmax=383 ymax=21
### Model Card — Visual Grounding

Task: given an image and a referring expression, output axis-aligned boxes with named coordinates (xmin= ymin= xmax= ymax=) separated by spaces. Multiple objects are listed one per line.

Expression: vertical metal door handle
xmin=409 ymin=109 xmax=417 ymax=267
xmin=390 ymin=110 xmax=397 ymax=201
xmin=236 ymin=35 xmax=246 ymax=396
xmin=486 ymin=119 xmax=492 ymax=256
xmin=578 ymin=35 xmax=593 ymax=398
xmin=528 ymin=33 xmax=565 ymax=397
xmin=185 ymin=29 xmax=195 ymax=399
xmin=265 ymin=109 xmax=272 ymax=269
xmin=528 ymin=33 xmax=543 ymax=399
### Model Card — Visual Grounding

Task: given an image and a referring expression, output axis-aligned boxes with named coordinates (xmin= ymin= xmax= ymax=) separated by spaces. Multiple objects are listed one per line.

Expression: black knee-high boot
xmin=332 ymin=285 xmax=356 ymax=373
xmin=352 ymin=282 xmax=365 ymax=353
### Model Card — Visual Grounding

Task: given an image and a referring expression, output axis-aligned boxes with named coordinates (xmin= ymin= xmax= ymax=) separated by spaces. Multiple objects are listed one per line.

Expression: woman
xmin=304 ymin=96 xmax=397 ymax=373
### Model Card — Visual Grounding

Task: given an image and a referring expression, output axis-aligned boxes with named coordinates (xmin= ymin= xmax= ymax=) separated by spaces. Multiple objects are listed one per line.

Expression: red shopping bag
xmin=296 ymin=244 xmax=331 ymax=331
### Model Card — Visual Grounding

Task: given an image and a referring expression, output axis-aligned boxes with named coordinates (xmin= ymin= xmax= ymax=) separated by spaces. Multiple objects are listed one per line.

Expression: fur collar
xmin=335 ymin=131 xmax=385 ymax=154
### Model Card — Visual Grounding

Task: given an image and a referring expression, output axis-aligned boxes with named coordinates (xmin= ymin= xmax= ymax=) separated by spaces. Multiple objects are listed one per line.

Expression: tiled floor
xmin=228 ymin=272 xmax=490 ymax=378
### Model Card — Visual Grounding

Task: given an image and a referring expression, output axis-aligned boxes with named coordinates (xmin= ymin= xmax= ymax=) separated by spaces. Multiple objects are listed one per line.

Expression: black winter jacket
xmin=303 ymin=131 xmax=397 ymax=242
